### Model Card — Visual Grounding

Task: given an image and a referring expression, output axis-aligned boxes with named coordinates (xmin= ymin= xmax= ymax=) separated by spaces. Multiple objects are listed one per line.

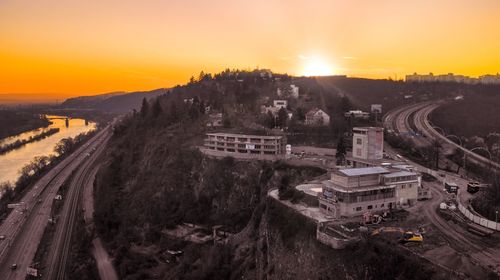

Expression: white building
xmin=318 ymin=166 xmax=419 ymax=218
xmin=352 ymin=127 xmax=384 ymax=161
xmin=305 ymin=108 xmax=330 ymax=126
xmin=344 ymin=110 xmax=370 ymax=119
xmin=273 ymin=100 xmax=287 ymax=109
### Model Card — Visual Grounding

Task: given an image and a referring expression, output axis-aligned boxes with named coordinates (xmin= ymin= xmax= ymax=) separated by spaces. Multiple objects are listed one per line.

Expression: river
xmin=0 ymin=115 xmax=96 ymax=185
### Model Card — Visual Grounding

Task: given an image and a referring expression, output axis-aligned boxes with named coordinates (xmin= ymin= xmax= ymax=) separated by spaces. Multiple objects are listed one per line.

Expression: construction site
xmin=270 ymin=126 xmax=500 ymax=279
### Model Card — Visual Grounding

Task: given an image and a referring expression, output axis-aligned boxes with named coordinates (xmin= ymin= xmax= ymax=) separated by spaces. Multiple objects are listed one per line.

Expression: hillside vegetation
xmin=92 ymin=70 xmax=448 ymax=279
xmin=61 ymin=89 xmax=166 ymax=113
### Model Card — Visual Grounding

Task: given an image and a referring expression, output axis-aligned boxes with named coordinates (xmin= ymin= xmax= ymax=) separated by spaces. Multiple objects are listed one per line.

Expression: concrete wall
xmin=200 ymin=148 xmax=282 ymax=161
xmin=458 ymin=200 xmax=500 ymax=231
xmin=291 ymin=146 xmax=336 ymax=156
xmin=316 ymin=229 xmax=353 ymax=249
xmin=395 ymin=182 xmax=419 ymax=206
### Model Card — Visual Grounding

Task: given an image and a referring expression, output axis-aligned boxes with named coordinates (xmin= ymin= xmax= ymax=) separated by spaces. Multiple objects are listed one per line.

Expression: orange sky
xmin=1 ymin=0 xmax=499 ymax=99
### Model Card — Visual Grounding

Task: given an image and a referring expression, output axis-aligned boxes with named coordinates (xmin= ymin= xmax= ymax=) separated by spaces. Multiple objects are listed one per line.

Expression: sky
xmin=1 ymin=0 xmax=499 ymax=100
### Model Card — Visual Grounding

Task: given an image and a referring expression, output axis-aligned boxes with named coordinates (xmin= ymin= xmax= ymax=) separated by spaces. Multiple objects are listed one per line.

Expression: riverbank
xmin=0 ymin=111 xmax=50 ymax=139
xmin=0 ymin=128 xmax=60 ymax=155
xmin=0 ymin=115 xmax=96 ymax=184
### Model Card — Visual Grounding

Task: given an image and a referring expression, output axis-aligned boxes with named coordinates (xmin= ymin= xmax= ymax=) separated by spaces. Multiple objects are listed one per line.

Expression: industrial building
xmin=318 ymin=166 xmax=420 ymax=218
xmin=202 ymin=132 xmax=286 ymax=160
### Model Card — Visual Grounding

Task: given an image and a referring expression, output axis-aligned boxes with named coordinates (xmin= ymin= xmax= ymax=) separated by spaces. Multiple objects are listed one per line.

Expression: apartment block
xmin=202 ymin=132 xmax=286 ymax=160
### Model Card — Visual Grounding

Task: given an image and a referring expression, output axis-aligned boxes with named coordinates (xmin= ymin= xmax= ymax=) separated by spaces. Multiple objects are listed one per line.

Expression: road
xmin=43 ymin=129 xmax=111 ymax=279
xmin=0 ymin=127 xmax=110 ymax=279
xmin=384 ymin=102 xmax=500 ymax=276
xmin=413 ymin=101 xmax=500 ymax=170
xmin=82 ymin=166 xmax=119 ymax=280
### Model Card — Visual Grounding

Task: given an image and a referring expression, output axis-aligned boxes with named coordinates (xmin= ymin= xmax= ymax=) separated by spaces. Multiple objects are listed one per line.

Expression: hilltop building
xmin=273 ymin=100 xmax=287 ymax=109
xmin=406 ymin=72 xmax=500 ymax=85
xmin=206 ymin=113 xmax=223 ymax=128
xmin=318 ymin=166 xmax=419 ymax=218
xmin=344 ymin=110 xmax=370 ymax=119
xmin=201 ymin=132 xmax=286 ymax=160
xmin=305 ymin=108 xmax=330 ymax=126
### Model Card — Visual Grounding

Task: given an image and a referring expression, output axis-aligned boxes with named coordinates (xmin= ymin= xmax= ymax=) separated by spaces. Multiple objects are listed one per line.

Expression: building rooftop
xmin=338 ymin=166 xmax=389 ymax=177
xmin=353 ymin=127 xmax=383 ymax=131
xmin=382 ymin=171 xmax=419 ymax=178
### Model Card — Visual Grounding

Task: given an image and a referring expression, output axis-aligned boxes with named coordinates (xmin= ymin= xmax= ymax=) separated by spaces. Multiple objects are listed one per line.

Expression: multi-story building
xmin=305 ymin=108 xmax=330 ymax=126
xmin=318 ymin=166 xmax=419 ymax=218
xmin=406 ymin=72 xmax=500 ymax=85
xmin=202 ymin=132 xmax=286 ymax=160
xmin=352 ymin=127 xmax=384 ymax=161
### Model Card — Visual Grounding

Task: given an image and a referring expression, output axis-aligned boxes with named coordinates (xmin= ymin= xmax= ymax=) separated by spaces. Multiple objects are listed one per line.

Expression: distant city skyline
xmin=1 ymin=0 xmax=499 ymax=98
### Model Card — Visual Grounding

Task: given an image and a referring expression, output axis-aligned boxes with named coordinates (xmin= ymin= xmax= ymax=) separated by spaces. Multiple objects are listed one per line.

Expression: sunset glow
xmin=1 ymin=0 xmax=499 ymax=98
xmin=301 ymin=56 xmax=336 ymax=77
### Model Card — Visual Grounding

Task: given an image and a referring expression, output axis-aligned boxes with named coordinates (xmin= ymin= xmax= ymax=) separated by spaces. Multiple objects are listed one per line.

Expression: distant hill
xmin=60 ymin=89 xmax=168 ymax=113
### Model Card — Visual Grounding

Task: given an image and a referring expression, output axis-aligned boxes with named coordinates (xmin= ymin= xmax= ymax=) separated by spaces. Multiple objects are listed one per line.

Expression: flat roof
xmin=207 ymin=132 xmax=283 ymax=139
xmin=322 ymin=180 xmax=395 ymax=193
xmin=338 ymin=166 xmax=389 ymax=177
xmin=383 ymin=171 xmax=419 ymax=178
xmin=353 ymin=127 xmax=383 ymax=131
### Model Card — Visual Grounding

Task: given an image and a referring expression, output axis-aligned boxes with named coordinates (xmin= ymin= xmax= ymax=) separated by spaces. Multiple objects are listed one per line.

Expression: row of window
xmin=207 ymin=147 xmax=277 ymax=155
xmin=354 ymin=203 xmax=388 ymax=212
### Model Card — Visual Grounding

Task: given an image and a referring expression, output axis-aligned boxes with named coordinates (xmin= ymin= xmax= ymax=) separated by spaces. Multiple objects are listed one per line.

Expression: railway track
xmin=0 ymin=127 xmax=110 ymax=279
xmin=385 ymin=103 xmax=500 ymax=275
xmin=44 ymin=132 xmax=110 ymax=279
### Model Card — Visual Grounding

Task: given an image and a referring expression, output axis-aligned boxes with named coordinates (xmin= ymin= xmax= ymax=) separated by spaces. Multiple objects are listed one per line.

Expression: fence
xmin=457 ymin=200 xmax=500 ymax=231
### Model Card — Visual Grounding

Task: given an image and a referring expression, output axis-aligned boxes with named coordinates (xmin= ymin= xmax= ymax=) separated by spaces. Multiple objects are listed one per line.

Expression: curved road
xmin=384 ymin=102 xmax=500 ymax=275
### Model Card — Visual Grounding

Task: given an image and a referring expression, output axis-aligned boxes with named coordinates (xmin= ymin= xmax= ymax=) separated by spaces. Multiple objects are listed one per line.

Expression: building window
xmin=355 ymin=207 xmax=362 ymax=211
xmin=356 ymin=138 xmax=362 ymax=145
xmin=381 ymin=204 xmax=384 ymax=207
xmin=356 ymin=148 xmax=362 ymax=156
xmin=367 ymin=205 xmax=373 ymax=210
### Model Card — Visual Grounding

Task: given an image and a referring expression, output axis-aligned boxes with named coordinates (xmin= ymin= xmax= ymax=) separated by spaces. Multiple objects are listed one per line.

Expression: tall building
xmin=352 ymin=127 xmax=384 ymax=161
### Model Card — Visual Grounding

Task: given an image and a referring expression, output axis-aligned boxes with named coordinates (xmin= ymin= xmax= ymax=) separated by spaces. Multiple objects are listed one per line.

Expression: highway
xmin=0 ymin=126 xmax=110 ymax=279
xmin=384 ymin=102 xmax=500 ymax=276
xmin=43 ymin=129 xmax=111 ymax=279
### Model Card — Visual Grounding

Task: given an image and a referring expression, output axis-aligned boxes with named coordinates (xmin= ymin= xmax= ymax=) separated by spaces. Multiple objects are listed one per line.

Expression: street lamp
xmin=469 ymin=146 xmax=493 ymax=175
xmin=432 ymin=125 xmax=446 ymax=136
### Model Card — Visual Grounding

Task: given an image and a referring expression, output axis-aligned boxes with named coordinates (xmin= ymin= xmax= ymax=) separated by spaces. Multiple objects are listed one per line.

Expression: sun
xmin=302 ymin=56 xmax=335 ymax=77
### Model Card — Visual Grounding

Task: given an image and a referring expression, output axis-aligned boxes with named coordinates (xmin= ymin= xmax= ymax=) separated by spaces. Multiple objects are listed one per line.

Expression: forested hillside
xmin=91 ymin=70 xmax=448 ymax=279
xmin=61 ymin=89 xmax=166 ymax=113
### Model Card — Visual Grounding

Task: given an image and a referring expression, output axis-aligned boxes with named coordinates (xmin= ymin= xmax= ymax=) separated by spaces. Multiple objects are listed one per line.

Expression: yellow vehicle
xmin=401 ymin=231 xmax=423 ymax=243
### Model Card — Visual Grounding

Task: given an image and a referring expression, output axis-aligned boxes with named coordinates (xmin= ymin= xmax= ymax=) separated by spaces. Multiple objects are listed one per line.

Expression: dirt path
xmin=82 ymin=165 xmax=119 ymax=280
